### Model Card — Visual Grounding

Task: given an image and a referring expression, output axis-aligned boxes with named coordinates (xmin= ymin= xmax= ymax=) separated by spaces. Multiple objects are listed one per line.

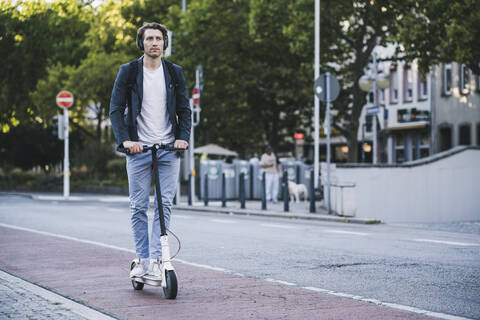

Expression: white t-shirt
xmin=137 ymin=64 xmax=174 ymax=144
xmin=260 ymin=153 xmax=278 ymax=174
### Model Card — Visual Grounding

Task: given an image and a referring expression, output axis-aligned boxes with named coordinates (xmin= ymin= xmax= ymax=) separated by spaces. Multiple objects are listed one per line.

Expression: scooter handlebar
xmin=142 ymin=143 xmax=188 ymax=153
xmin=123 ymin=143 xmax=188 ymax=155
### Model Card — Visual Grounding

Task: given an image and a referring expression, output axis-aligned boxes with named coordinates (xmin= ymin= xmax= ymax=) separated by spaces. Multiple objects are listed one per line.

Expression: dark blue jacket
xmin=109 ymin=57 xmax=191 ymax=151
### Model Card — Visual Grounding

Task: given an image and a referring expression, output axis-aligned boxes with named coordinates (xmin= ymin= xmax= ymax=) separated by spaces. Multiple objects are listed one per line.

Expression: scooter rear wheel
xmin=163 ymin=270 xmax=178 ymax=299
xmin=130 ymin=261 xmax=144 ymax=290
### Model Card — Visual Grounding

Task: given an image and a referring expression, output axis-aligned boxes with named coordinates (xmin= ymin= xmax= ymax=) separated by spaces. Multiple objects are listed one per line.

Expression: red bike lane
xmin=0 ymin=226 xmax=436 ymax=320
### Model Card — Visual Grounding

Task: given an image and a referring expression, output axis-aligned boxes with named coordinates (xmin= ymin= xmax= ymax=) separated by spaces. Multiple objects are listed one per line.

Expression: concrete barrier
xmin=328 ymin=146 xmax=480 ymax=223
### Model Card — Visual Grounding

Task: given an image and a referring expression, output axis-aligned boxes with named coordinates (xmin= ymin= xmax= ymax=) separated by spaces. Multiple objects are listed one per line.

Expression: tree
xmin=0 ymin=0 xmax=91 ymax=129
xmin=68 ymin=51 xmax=129 ymax=139
xmin=396 ymin=0 xmax=480 ymax=75
xmin=318 ymin=0 xmax=409 ymax=162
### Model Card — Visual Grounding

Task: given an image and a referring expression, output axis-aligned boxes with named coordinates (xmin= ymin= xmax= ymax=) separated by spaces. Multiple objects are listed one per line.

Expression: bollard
xmin=188 ymin=173 xmax=192 ymax=206
xmin=239 ymin=172 xmax=246 ymax=209
xmin=221 ymin=172 xmax=226 ymax=208
xmin=261 ymin=171 xmax=267 ymax=210
xmin=204 ymin=173 xmax=209 ymax=206
xmin=283 ymin=170 xmax=289 ymax=212
xmin=309 ymin=169 xmax=316 ymax=213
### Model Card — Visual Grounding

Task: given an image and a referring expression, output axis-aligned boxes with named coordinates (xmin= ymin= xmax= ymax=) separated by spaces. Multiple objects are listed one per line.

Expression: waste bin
xmin=221 ymin=162 xmax=237 ymax=199
xmin=297 ymin=162 xmax=313 ymax=194
xmin=200 ymin=160 xmax=223 ymax=199
xmin=249 ymin=158 xmax=263 ymax=199
xmin=234 ymin=160 xmax=251 ymax=199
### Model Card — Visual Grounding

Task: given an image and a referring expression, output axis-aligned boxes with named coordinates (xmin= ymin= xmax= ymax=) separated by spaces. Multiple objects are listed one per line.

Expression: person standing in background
xmin=260 ymin=145 xmax=279 ymax=203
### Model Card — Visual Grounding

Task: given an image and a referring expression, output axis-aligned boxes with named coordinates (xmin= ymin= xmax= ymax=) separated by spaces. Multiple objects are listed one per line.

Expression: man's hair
xmin=137 ymin=22 xmax=168 ymax=42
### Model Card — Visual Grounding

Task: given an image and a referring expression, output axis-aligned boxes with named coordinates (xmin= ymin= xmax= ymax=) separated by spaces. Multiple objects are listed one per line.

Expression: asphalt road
xmin=0 ymin=195 xmax=479 ymax=319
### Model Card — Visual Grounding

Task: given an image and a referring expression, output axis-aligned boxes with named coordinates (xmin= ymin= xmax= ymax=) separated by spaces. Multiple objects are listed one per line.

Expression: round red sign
xmin=192 ymin=87 xmax=200 ymax=106
xmin=56 ymin=90 xmax=74 ymax=109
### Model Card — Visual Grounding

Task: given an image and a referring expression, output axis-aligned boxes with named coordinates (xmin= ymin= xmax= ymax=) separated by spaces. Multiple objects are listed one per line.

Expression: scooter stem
xmin=151 ymin=146 xmax=168 ymax=237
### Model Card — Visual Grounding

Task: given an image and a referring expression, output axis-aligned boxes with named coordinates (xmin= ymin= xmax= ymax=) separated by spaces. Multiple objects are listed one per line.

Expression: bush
xmin=71 ymin=142 xmax=116 ymax=179
xmin=9 ymin=168 xmax=43 ymax=185
xmin=106 ymin=158 xmax=127 ymax=179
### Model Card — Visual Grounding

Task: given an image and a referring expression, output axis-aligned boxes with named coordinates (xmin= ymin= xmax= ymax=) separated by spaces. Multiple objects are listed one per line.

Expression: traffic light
xmin=52 ymin=116 xmax=58 ymax=137
xmin=51 ymin=115 xmax=65 ymax=140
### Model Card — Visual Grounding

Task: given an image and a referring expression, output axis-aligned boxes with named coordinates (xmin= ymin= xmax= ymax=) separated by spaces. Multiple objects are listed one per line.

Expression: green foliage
xmin=397 ymin=0 xmax=480 ymax=74
xmin=0 ymin=0 xmax=91 ymax=127
xmin=71 ymin=141 xmax=116 ymax=178
xmin=106 ymin=158 xmax=127 ymax=180
xmin=0 ymin=123 xmax=63 ymax=170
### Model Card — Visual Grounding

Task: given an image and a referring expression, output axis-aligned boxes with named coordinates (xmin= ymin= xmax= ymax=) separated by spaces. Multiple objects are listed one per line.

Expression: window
xmin=460 ymin=64 xmax=470 ymax=95
xmin=459 ymin=124 xmax=471 ymax=145
xmin=379 ymin=89 xmax=386 ymax=105
xmin=419 ymin=132 xmax=430 ymax=158
xmin=395 ymin=134 xmax=405 ymax=163
xmin=439 ymin=126 xmax=452 ymax=151
xmin=443 ymin=64 xmax=452 ymax=95
xmin=418 ymin=72 xmax=428 ymax=100
xmin=366 ymin=115 xmax=373 ymax=132
xmin=403 ymin=65 xmax=413 ymax=102
xmin=477 ymin=123 xmax=480 ymax=146
xmin=368 ymin=91 xmax=374 ymax=104
xmin=477 ymin=71 xmax=480 ymax=92
xmin=390 ymin=67 xmax=399 ymax=103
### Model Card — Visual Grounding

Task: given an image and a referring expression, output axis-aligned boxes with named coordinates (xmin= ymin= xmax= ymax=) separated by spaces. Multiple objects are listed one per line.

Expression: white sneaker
xmin=130 ymin=259 xmax=148 ymax=278
xmin=148 ymin=258 xmax=162 ymax=278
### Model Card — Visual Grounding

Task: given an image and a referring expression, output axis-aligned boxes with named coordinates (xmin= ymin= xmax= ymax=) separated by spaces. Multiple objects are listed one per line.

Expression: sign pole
xmin=313 ymin=0 xmax=320 ymax=189
xmin=372 ymin=52 xmax=378 ymax=164
xmin=326 ymin=72 xmax=331 ymax=215
xmin=190 ymin=98 xmax=195 ymax=202
xmin=63 ymin=108 xmax=69 ymax=198
xmin=56 ymin=90 xmax=73 ymax=199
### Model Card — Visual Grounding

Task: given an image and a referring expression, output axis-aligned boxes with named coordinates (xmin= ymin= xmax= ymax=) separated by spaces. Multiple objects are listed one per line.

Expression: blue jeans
xmin=126 ymin=150 xmax=180 ymax=260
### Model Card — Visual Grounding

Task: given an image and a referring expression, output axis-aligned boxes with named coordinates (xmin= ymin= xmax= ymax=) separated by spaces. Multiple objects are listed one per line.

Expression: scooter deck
xmin=132 ymin=274 xmax=163 ymax=286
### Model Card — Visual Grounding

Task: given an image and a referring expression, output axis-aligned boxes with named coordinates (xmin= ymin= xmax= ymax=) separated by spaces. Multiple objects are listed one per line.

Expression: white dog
xmin=288 ymin=181 xmax=308 ymax=203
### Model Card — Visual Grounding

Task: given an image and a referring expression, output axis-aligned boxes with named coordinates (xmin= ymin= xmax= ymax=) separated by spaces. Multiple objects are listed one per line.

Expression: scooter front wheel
xmin=130 ymin=261 xmax=144 ymax=290
xmin=163 ymin=270 xmax=178 ymax=299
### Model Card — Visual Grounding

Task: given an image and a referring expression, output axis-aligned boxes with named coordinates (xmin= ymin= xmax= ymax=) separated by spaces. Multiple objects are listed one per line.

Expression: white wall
xmin=327 ymin=147 xmax=480 ymax=222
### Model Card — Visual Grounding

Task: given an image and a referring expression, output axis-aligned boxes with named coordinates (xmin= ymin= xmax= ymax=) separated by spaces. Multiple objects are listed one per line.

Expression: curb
xmin=173 ymin=205 xmax=381 ymax=225
xmin=0 ymin=192 xmax=381 ymax=225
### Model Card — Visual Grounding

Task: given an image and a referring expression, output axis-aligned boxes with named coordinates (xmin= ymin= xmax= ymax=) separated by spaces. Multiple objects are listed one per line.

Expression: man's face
xmin=143 ymin=28 xmax=164 ymax=58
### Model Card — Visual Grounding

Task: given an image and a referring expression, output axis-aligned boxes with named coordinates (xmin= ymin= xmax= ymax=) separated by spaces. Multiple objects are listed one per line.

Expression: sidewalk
xmin=0 ymin=269 xmax=115 ymax=320
xmin=2 ymin=192 xmax=380 ymax=224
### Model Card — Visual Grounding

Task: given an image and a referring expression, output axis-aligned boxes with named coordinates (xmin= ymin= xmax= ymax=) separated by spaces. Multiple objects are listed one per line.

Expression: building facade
xmin=359 ymin=47 xmax=480 ymax=163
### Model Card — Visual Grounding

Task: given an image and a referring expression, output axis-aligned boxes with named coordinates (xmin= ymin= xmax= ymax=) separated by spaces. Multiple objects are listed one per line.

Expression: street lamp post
xmin=358 ymin=51 xmax=390 ymax=164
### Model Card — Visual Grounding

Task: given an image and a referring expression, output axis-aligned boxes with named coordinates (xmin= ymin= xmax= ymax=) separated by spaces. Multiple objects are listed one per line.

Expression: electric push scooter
xmin=129 ymin=143 xmax=185 ymax=299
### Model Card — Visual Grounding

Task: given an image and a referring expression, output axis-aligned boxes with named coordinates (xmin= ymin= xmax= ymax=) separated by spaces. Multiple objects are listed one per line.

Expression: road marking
xmin=413 ymin=239 xmax=479 ymax=247
xmin=261 ymin=223 xmax=297 ymax=229
xmin=303 ymin=287 xmax=472 ymax=320
xmin=0 ymin=223 xmax=135 ymax=254
xmin=0 ymin=223 xmax=472 ymax=320
xmin=0 ymin=269 xmax=116 ymax=320
xmin=325 ymin=229 xmax=369 ymax=236
xmin=211 ymin=219 xmax=237 ymax=224
xmin=174 ymin=215 xmax=191 ymax=219
xmin=264 ymin=278 xmax=295 ymax=286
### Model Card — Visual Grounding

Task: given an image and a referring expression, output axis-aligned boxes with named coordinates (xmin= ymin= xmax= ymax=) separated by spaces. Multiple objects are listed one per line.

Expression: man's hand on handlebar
xmin=174 ymin=140 xmax=189 ymax=151
xmin=123 ymin=141 xmax=143 ymax=154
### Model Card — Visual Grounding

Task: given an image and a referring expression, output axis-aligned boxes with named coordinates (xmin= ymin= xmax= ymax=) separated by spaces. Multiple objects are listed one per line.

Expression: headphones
xmin=136 ymin=29 xmax=169 ymax=51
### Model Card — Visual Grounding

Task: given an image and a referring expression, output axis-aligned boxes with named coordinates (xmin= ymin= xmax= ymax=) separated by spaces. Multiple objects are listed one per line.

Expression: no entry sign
xmin=192 ymin=86 xmax=200 ymax=106
xmin=56 ymin=91 xmax=74 ymax=109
